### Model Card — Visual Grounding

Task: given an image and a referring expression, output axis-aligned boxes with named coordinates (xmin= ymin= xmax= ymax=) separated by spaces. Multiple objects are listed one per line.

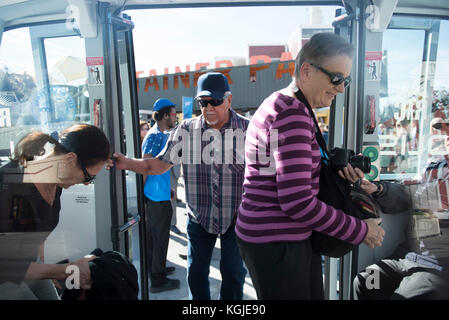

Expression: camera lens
xmin=350 ymin=155 xmax=371 ymax=173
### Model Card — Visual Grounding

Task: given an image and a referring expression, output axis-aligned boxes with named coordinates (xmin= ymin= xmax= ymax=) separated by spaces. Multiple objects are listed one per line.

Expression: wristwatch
xmin=373 ymin=182 xmax=382 ymax=196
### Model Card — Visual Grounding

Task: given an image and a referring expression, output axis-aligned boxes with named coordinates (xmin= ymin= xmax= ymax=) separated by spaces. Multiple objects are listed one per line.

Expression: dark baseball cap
xmin=195 ymin=72 xmax=230 ymax=100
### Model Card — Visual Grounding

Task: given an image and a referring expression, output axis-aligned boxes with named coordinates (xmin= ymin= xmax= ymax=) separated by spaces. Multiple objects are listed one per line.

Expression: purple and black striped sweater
xmin=235 ymin=91 xmax=368 ymax=244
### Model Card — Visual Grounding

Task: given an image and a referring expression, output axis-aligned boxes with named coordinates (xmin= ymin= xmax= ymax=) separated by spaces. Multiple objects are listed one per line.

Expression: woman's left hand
xmin=338 ymin=163 xmax=364 ymax=183
xmin=338 ymin=163 xmax=378 ymax=194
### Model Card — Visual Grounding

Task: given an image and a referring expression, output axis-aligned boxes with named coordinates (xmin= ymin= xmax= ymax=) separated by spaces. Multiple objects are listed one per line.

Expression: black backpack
xmin=294 ymin=89 xmax=377 ymax=257
xmin=62 ymin=248 xmax=139 ymax=300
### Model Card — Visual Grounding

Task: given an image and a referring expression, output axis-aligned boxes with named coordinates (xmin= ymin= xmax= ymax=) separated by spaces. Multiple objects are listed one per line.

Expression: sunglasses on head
xmin=310 ymin=63 xmax=352 ymax=88
xmin=195 ymin=98 xmax=225 ymax=108
xmin=79 ymin=159 xmax=96 ymax=183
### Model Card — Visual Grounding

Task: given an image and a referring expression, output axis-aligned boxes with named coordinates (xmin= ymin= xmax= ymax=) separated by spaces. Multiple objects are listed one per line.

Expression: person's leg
xmin=186 ymin=217 xmax=216 ymax=300
xmin=390 ymin=259 xmax=446 ymax=300
xmin=236 ymin=237 xmax=313 ymax=300
xmin=144 ymin=198 xmax=153 ymax=274
xmin=147 ymin=199 xmax=173 ymax=286
xmin=310 ymin=251 xmax=325 ymax=300
xmin=353 ymin=259 xmax=404 ymax=300
xmin=391 ymin=270 xmax=442 ymax=300
xmin=219 ymin=225 xmax=247 ymax=300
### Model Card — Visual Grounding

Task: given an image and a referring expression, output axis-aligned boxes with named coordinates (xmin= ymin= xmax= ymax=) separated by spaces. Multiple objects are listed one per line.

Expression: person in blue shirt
xmin=142 ymin=98 xmax=179 ymax=293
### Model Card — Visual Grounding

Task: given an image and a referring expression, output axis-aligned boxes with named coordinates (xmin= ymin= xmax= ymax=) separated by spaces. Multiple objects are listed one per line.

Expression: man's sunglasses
xmin=195 ymin=98 xmax=225 ymax=108
xmin=310 ymin=63 xmax=352 ymax=88
xmin=79 ymin=159 xmax=96 ymax=183
xmin=433 ymin=122 xmax=448 ymax=130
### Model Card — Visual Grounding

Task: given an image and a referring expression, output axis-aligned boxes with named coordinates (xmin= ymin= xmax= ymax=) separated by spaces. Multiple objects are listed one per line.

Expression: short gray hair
xmin=294 ymin=32 xmax=354 ymax=79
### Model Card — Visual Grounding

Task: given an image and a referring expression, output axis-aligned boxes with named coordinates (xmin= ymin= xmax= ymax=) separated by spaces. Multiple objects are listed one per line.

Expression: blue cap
xmin=153 ymin=98 xmax=175 ymax=111
xmin=195 ymin=72 xmax=230 ymax=100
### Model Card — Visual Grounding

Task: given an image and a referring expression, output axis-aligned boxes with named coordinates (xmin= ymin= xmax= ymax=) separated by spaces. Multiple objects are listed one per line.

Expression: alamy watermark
xmin=365 ymin=267 xmax=380 ymax=290
xmin=365 ymin=5 xmax=380 ymax=31
xmin=65 ymin=4 xmax=80 ymax=31
xmin=65 ymin=264 xmax=80 ymax=290
xmin=166 ymin=127 xmax=278 ymax=175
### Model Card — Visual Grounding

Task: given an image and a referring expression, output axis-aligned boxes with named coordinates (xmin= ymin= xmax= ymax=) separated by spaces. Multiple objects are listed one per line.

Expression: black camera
xmin=329 ymin=148 xmax=371 ymax=173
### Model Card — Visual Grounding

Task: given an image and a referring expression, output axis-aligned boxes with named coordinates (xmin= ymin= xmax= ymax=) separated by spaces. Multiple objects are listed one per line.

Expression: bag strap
xmin=293 ymin=87 xmax=330 ymax=161
xmin=293 ymin=86 xmax=353 ymax=196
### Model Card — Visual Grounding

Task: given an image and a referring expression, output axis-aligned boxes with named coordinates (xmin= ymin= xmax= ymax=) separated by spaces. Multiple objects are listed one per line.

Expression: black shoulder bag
xmin=294 ymin=89 xmax=378 ymax=257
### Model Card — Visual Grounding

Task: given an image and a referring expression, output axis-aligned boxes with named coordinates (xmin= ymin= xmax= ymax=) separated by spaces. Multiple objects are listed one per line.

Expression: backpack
xmin=61 ymin=248 xmax=139 ymax=300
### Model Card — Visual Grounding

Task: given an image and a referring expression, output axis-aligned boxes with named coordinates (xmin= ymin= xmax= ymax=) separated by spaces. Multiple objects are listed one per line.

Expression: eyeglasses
xmin=79 ymin=159 xmax=96 ymax=183
xmin=195 ymin=98 xmax=225 ymax=109
xmin=310 ymin=63 xmax=352 ymax=88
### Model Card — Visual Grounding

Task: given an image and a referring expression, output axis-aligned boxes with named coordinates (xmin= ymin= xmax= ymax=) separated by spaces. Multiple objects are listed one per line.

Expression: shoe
xmin=178 ymin=253 xmax=187 ymax=260
xmin=165 ymin=266 xmax=175 ymax=275
xmin=171 ymin=225 xmax=181 ymax=235
xmin=150 ymin=278 xmax=180 ymax=293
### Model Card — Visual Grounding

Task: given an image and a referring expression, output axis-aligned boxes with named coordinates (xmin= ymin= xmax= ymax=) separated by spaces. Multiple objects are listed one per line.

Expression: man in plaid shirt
xmin=109 ymin=72 xmax=249 ymax=300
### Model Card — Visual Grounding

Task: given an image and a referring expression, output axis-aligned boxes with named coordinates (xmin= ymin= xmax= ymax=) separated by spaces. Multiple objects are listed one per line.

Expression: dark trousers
xmin=145 ymin=198 xmax=173 ymax=286
xmin=237 ymin=237 xmax=324 ymax=300
xmin=186 ymin=217 xmax=247 ymax=300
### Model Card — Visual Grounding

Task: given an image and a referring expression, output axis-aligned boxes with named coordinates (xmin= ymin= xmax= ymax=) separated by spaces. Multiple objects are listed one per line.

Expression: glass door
xmin=102 ymin=9 xmax=149 ymax=299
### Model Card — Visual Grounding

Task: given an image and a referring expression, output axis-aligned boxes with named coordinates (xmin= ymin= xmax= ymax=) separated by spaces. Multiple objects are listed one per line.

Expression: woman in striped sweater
xmin=235 ymin=33 xmax=385 ymax=300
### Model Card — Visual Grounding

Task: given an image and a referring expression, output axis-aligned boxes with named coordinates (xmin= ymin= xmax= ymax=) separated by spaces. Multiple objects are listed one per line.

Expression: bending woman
xmin=0 ymin=123 xmax=110 ymax=299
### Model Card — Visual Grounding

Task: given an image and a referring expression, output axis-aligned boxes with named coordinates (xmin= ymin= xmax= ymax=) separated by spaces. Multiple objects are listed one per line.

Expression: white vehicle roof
xmin=0 ymin=0 xmax=448 ymax=33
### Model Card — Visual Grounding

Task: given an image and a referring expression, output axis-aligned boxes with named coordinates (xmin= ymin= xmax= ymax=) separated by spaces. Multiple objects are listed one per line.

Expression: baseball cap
xmin=195 ymin=72 xmax=230 ymax=100
xmin=153 ymin=98 xmax=175 ymax=111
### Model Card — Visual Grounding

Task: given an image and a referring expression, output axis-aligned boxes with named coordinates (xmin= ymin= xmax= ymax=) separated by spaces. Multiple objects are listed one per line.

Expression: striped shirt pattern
xmin=236 ymin=91 xmax=368 ymax=244
xmin=159 ymin=109 xmax=249 ymax=234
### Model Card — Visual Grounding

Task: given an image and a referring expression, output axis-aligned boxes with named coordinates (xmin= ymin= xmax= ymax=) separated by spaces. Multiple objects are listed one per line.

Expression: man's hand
xmin=106 ymin=151 xmax=172 ymax=175
xmin=106 ymin=152 xmax=128 ymax=171
xmin=171 ymin=188 xmax=177 ymax=200
xmin=360 ymin=180 xmax=380 ymax=194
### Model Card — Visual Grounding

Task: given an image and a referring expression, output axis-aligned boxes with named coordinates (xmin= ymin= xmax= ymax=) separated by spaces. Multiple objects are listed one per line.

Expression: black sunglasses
xmin=79 ymin=159 xmax=96 ymax=183
xmin=310 ymin=63 xmax=352 ymax=88
xmin=195 ymin=98 xmax=225 ymax=108
xmin=433 ymin=122 xmax=448 ymax=130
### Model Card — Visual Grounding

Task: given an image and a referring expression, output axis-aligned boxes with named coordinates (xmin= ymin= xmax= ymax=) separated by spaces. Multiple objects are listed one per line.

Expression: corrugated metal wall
xmin=137 ymin=60 xmax=295 ymax=113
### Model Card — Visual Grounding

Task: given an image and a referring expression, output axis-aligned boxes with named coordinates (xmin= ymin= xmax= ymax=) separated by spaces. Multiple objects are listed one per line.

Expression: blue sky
xmin=1 ymin=4 xmax=447 ymax=93
xmin=126 ymin=5 xmax=340 ymax=76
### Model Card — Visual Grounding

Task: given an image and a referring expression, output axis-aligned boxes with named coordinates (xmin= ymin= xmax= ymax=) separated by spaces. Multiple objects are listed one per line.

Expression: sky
xmin=0 ymin=4 xmax=447 ymax=94
xmin=125 ymin=5 xmax=340 ymax=76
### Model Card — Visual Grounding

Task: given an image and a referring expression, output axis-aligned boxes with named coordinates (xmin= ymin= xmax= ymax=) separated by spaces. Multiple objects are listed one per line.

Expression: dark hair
xmin=294 ymin=32 xmax=354 ymax=79
xmin=152 ymin=105 xmax=174 ymax=122
xmin=12 ymin=124 xmax=111 ymax=167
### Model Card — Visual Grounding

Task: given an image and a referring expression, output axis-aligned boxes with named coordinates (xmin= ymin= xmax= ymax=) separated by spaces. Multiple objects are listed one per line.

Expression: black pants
xmin=237 ymin=237 xmax=324 ymax=300
xmin=145 ymin=198 xmax=173 ymax=286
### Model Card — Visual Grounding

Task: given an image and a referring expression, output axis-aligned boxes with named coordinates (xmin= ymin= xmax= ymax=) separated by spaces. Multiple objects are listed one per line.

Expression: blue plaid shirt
xmin=159 ymin=109 xmax=249 ymax=234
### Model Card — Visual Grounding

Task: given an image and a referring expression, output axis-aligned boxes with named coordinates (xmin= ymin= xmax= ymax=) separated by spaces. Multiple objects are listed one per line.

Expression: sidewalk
xmin=148 ymin=181 xmax=257 ymax=300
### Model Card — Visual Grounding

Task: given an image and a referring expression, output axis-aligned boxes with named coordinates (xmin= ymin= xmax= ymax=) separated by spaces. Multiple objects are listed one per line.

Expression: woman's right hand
xmin=363 ymin=218 xmax=385 ymax=248
xmin=70 ymin=255 xmax=97 ymax=290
